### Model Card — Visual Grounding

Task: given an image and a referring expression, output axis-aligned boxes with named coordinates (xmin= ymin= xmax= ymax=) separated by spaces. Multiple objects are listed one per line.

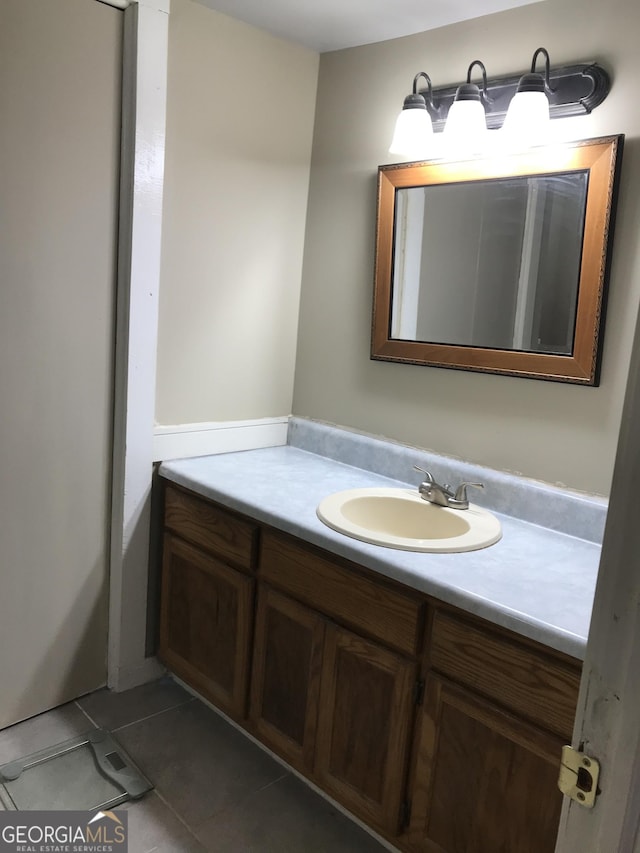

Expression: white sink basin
xmin=316 ymin=487 xmax=502 ymax=553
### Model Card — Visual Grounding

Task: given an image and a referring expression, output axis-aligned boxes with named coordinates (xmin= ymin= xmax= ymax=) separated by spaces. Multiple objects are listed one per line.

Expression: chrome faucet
xmin=414 ymin=466 xmax=484 ymax=510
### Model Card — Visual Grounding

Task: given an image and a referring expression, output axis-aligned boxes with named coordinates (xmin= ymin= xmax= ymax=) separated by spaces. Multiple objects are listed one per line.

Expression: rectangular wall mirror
xmin=371 ymin=135 xmax=623 ymax=384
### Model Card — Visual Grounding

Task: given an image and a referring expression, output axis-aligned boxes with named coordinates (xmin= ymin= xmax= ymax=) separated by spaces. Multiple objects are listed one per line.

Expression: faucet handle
xmin=453 ymin=482 xmax=484 ymax=502
xmin=413 ymin=465 xmax=434 ymax=484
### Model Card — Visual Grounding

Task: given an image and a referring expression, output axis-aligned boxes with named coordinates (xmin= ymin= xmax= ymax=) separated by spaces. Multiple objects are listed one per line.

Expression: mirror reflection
xmin=391 ymin=173 xmax=588 ymax=354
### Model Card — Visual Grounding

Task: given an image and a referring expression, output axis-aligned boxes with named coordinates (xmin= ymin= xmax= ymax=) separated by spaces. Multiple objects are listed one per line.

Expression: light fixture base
xmin=416 ymin=61 xmax=610 ymax=131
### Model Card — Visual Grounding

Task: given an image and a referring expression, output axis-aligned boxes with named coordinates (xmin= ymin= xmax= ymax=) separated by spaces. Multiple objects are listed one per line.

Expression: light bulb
xmin=442 ymin=82 xmax=487 ymax=156
xmin=502 ymin=90 xmax=550 ymax=146
xmin=389 ymin=105 xmax=434 ymax=160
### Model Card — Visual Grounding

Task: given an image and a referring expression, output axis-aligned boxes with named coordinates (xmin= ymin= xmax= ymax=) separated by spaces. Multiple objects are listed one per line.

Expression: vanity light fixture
xmin=389 ymin=49 xmax=611 ymax=158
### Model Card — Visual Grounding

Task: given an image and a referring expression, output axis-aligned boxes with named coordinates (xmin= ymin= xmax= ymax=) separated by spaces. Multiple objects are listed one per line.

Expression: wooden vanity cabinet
xmin=404 ymin=611 xmax=581 ymax=853
xmin=159 ymin=485 xmax=258 ymax=720
xmin=158 ymin=482 xmax=582 ymax=852
xmin=407 ymin=677 xmax=566 ymax=853
xmin=250 ymin=587 xmax=417 ymax=835
xmin=249 ymin=586 xmax=418 ymax=832
xmin=252 ymin=530 xmax=425 ymax=835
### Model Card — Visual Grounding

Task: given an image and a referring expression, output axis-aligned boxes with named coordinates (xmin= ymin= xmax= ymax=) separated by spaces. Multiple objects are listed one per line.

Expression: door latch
xmin=558 ymin=745 xmax=600 ymax=808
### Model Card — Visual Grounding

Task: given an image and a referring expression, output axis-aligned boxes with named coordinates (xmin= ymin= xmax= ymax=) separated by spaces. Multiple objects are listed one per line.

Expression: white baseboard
xmin=109 ymin=656 xmax=166 ymax=692
xmin=153 ymin=416 xmax=290 ymax=461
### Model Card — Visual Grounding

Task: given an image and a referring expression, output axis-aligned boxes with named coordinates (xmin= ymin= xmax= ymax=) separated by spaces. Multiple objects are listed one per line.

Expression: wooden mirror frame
xmin=371 ymin=135 xmax=623 ymax=384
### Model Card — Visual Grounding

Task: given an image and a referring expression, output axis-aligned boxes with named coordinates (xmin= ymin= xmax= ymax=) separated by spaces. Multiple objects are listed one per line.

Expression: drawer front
xmin=164 ymin=484 xmax=258 ymax=572
xmin=260 ymin=531 xmax=424 ymax=657
xmin=430 ymin=610 xmax=581 ymax=737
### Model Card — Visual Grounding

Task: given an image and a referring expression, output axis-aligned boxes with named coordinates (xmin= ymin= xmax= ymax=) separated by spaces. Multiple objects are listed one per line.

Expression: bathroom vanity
xmin=157 ymin=423 xmax=602 ymax=853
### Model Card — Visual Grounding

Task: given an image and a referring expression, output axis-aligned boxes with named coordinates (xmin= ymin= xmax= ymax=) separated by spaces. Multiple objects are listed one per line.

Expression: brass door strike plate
xmin=558 ymin=745 xmax=600 ymax=808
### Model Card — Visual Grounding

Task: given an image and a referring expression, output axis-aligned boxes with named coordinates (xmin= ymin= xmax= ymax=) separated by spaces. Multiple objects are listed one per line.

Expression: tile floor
xmin=0 ymin=678 xmax=391 ymax=853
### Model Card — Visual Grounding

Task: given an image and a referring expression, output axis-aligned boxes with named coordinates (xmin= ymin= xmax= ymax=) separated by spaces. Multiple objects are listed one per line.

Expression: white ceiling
xmin=194 ymin=0 xmax=541 ymax=53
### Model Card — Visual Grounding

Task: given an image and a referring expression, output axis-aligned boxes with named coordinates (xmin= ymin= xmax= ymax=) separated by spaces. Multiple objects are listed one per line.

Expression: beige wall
xmin=293 ymin=0 xmax=640 ymax=496
xmin=156 ymin=0 xmax=319 ymax=424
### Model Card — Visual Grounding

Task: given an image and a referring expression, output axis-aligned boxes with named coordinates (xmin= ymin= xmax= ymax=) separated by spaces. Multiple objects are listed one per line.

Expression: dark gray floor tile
xmin=77 ymin=677 xmax=192 ymax=732
xmin=122 ymin=791 xmax=206 ymax=853
xmin=0 ymin=702 xmax=95 ymax=765
xmin=149 ymin=838 xmax=208 ymax=853
xmin=194 ymin=774 xmax=390 ymax=853
xmin=114 ymin=700 xmax=287 ymax=827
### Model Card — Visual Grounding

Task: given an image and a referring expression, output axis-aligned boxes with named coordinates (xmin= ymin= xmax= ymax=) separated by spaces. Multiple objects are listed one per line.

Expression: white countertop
xmin=160 ymin=445 xmax=601 ymax=661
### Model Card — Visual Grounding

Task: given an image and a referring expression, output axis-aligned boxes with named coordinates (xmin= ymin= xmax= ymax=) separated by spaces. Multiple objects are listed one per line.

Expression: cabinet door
xmin=315 ymin=623 xmax=417 ymax=834
xmin=407 ymin=676 xmax=566 ymax=853
xmin=249 ymin=587 xmax=325 ymax=773
xmin=159 ymin=533 xmax=254 ymax=720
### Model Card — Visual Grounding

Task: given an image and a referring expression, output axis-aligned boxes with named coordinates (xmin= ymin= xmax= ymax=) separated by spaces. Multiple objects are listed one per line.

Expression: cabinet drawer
xmin=164 ymin=484 xmax=258 ymax=572
xmin=429 ymin=610 xmax=581 ymax=737
xmin=260 ymin=531 xmax=424 ymax=657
